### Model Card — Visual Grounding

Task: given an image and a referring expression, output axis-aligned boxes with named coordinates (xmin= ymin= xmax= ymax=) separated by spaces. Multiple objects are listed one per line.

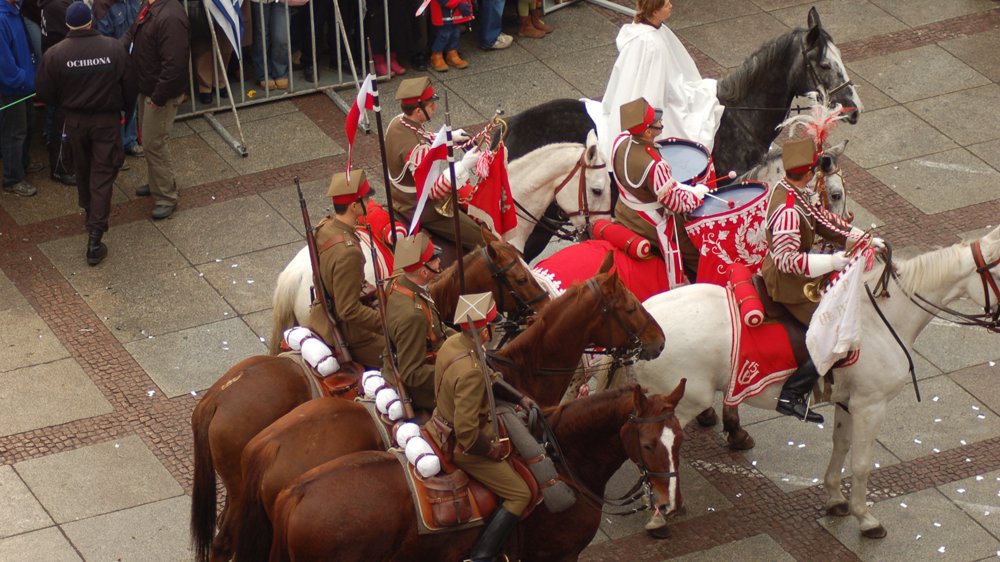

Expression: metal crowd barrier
xmin=177 ymin=0 xmax=392 ymax=156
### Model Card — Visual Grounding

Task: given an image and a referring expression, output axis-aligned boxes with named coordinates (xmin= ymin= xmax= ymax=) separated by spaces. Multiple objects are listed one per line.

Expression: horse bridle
xmin=480 ymin=245 xmax=548 ymax=332
xmin=584 ymin=277 xmax=651 ymax=365
xmin=513 ymin=148 xmax=612 ymax=242
xmin=801 ymin=34 xmax=853 ymax=101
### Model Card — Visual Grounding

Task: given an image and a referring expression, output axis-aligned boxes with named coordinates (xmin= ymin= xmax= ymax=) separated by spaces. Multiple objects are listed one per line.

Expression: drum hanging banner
xmin=685 ymin=181 xmax=769 ymax=286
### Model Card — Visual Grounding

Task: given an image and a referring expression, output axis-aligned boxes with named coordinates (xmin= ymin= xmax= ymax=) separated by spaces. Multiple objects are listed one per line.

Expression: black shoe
xmin=151 ymin=203 xmax=176 ymax=219
xmin=135 ymin=184 xmax=151 ymax=197
xmin=468 ymin=507 xmax=519 ymax=562
xmin=197 ymin=92 xmax=214 ymax=105
xmin=303 ymin=65 xmax=317 ymax=82
xmin=26 ymin=161 xmax=44 ymax=174
xmin=411 ymin=54 xmax=428 ymax=72
xmin=776 ymin=394 xmax=824 ymax=423
xmin=218 ymin=87 xmax=229 ymax=99
xmin=51 ymin=172 xmax=77 ymax=186
xmin=86 ymin=229 xmax=108 ymax=266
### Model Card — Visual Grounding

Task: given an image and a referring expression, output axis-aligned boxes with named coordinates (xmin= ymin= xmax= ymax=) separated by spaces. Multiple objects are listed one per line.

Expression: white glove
xmin=807 ymin=251 xmax=850 ymax=276
xmin=871 ymin=237 xmax=886 ymax=250
xmin=460 ymin=148 xmax=480 ymax=168
xmin=452 ymin=128 xmax=471 ymax=143
xmin=831 ymin=251 xmax=850 ymax=271
xmin=688 ymin=183 xmax=710 ymax=199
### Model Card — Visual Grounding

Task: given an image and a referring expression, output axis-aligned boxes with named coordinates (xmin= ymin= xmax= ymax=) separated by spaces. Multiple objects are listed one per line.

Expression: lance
xmin=443 ymin=91 xmax=466 ymax=295
xmin=365 ymin=37 xmax=400 ymax=248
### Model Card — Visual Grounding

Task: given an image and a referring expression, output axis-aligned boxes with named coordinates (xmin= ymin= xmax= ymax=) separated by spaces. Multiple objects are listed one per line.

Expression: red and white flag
xmin=468 ymin=143 xmax=517 ymax=235
xmin=345 ymin=73 xmax=377 ymax=176
xmin=409 ymin=124 xmax=449 ymax=235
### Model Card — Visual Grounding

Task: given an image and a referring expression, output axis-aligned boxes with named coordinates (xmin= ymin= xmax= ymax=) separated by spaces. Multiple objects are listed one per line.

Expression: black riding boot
xmin=86 ymin=229 xmax=108 ymax=266
xmin=776 ymin=358 xmax=823 ymax=423
xmin=467 ymin=506 xmax=519 ymax=562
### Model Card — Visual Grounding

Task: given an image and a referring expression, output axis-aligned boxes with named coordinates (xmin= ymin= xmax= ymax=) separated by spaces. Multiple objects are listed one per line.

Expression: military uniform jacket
xmin=432 ymin=333 xmax=500 ymax=452
xmin=382 ymin=276 xmax=454 ymax=411
xmin=613 ymin=135 xmax=660 ymax=247
xmin=761 ymin=181 xmax=849 ymax=307
xmin=305 ymin=217 xmax=382 ymax=356
xmin=385 ymin=114 xmax=431 ymax=214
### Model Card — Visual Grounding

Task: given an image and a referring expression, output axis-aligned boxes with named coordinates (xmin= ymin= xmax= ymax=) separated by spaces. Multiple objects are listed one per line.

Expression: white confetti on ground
xmin=146 ymin=390 xmax=156 ymax=397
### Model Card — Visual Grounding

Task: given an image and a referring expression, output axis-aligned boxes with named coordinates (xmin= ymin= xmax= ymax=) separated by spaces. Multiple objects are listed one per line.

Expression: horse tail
xmin=269 ymin=483 xmax=305 ymax=562
xmin=232 ymin=440 xmax=280 ymax=562
xmin=190 ymin=397 xmax=218 ymax=562
xmin=269 ymin=265 xmax=300 ymax=355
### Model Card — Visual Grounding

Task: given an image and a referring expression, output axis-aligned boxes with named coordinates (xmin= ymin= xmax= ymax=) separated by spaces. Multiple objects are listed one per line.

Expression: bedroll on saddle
xmin=497 ymin=403 xmax=576 ymax=513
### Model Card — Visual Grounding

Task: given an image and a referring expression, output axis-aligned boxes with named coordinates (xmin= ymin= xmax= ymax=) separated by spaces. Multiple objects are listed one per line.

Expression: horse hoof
xmin=696 ymin=408 xmax=718 ymax=427
xmin=861 ymin=524 xmax=887 ymax=539
xmin=728 ymin=430 xmax=755 ymax=451
xmin=826 ymin=502 xmax=849 ymax=517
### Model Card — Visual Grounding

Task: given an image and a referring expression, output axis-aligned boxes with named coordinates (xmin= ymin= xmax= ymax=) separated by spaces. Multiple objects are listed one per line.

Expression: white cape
xmin=589 ymin=23 xmax=724 ymax=161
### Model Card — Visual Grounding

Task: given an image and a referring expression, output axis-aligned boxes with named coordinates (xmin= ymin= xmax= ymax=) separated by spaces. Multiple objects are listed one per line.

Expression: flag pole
xmin=366 ymin=38 xmax=400 ymax=248
xmin=443 ymin=91 xmax=466 ymax=295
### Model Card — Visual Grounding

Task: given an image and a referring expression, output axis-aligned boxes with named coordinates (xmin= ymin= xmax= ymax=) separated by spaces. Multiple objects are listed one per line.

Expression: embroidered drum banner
xmin=685 ymin=181 xmax=769 ymax=286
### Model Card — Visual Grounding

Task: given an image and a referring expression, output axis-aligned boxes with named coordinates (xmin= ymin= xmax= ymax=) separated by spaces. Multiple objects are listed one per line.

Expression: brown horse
xmin=229 ymin=259 xmax=665 ymax=560
xmin=266 ymin=383 xmax=687 ymax=562
xmin=191 ymin=238 xmax=549 ymax=562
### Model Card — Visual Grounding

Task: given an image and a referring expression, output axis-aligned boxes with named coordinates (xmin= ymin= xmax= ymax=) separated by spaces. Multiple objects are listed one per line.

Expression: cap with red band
xmin=782 ymin=138 xmax=820 ymax=175
xmin=393 ymin=232 xmax=442 ymax=273
xmin=620 ymin=97 xmax=664 ymax=135
xmin=395 ymin=77 xmax=439 ymax=105
xmin=328 ymin=169 xmax=371 ymax=205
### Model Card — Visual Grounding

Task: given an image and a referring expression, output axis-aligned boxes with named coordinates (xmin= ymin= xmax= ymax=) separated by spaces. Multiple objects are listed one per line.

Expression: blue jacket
xmin=0 ymin=0 xmax=34 ymax=96
xmin=95 ymin=0 xmax=139 ymax=39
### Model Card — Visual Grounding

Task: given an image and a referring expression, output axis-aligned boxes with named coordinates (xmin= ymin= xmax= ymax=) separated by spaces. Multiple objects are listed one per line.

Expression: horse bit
xmin=584 ymin=277 xmax=650 ymax=366
xmin=514 ymin=149 xmax=612 ymax=242
xmin=480 ymin=246 xmax=548 ymax=337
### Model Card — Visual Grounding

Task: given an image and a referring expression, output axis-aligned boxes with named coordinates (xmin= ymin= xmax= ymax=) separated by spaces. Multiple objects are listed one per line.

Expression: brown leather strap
xmin=318 ymin=232 xmax=347 ymax=253
xmin=389 ymin=279 xmax=440 ymax=346
xmin=434 ymin=351 xmax=474 ymax=398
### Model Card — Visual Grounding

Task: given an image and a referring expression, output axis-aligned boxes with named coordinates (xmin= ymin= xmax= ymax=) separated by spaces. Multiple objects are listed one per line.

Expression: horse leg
xmin=823 ymin=403 xmax=852 ymax=517
xmin=848 ymin=404 xmax=888 ymax=538
xmin=721 ymin=406 xmax=755 ymax=450
xmin=695 ymin=407 xmax=717 ymax=426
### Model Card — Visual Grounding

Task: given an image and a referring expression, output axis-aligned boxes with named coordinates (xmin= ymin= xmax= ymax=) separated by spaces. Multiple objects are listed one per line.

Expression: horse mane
xmin=890 ymin=242 xmax=967 ymax=295
xmin=506 ymin=142 xmax=586 ymax=175
xmin=542 ymin=385 xmax=635 ymax=431
xmin=429 ymin=245 xmax=484 ymax=314
xmin=718 ymin=28 xmax=826 ymax=103
xmin=496 ymin=278 xmax=591 ymax=374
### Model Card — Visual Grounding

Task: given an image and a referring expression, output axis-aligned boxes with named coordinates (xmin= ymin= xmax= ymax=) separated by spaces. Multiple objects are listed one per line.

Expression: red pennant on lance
xmin=468 ymin=143 xmax=518 ymax=235
xmin=409 ymin=125 xmax=449 ymax=235
xmin=344 ymin=73 xmax=377 ymax=176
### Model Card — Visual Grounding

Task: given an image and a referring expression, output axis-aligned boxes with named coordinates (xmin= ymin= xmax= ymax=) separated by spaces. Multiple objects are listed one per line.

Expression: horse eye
xmin=819 ymin=62 xmax=832 ymax=71
xmin=642 ymin=443 xmax=655 ymax=452
xmin=591 ymin=188 xmax=602 ymax=196
xmin=831 ymin=193 xmax=843 ymax=201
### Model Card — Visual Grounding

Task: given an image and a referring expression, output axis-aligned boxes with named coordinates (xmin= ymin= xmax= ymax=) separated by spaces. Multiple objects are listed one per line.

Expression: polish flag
xmin=345 ymin=73 xmax=377 ymax=175
xmin=409 ymin=125 xmax=449 ymax=235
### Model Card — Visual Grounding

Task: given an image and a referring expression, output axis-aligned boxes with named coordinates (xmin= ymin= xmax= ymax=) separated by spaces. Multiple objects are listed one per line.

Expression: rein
xmin=532 ymin=405 xmax=678 ymax=516
xmin=583 ymin=277 xmax=649 ymax=366
xmin=513 ymin=148 xmax=612 ymax=242
xmin=479 ymin=245 xmax=548 ymax=344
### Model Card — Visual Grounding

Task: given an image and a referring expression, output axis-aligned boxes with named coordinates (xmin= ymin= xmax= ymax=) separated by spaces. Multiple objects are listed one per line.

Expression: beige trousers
xmin=137 ymin=93 xmax=183 ymax=206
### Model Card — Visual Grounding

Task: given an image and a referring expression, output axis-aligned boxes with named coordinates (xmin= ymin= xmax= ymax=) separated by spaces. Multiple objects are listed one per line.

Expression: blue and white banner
xmin=205 ymin=0 xmax=244 ymax=59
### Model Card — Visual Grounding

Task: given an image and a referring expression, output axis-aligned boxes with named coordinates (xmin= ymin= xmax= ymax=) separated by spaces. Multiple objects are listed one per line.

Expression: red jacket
xmin=430 ymin=0 xmax=473 ymax=26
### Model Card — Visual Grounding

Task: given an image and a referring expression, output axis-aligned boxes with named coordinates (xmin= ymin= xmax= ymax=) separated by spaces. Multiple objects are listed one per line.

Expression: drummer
xmin=611 ymin=97 xmax=709 ymax=287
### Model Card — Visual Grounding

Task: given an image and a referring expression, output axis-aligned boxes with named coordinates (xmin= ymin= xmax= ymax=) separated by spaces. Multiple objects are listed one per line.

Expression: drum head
xmin=657 ymin=138 xmax=711 ymax=184
xmin=687 ymin=182 xmax=767 ymax=218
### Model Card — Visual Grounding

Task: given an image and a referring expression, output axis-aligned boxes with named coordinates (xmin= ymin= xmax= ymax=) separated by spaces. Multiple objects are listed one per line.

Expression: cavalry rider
xmin=428 ymin=293 xmax=537 ymax=562
xmin=303 ymin=169 xmax=385 ymax=369
xmin=382 ymin=233 xmax=454 ymax=413
xmin=385 ymin=76 xmax=485 ymax=251
xmin=612 ymin=97 xmax=709 ymax=286
xmin=762 ymin=138 xmax=882 ymax=424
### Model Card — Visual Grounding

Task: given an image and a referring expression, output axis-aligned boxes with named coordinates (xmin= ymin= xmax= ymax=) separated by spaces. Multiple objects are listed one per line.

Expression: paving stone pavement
xmin=2 ymin=1 xmax=1000 ymax=560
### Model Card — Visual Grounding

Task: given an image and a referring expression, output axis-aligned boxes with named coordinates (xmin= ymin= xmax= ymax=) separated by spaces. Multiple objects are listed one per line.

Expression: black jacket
xmin=124 ymin=0 xmax=189 ymax=105
xmin=36 ymin=28 xmax=137 ymax=116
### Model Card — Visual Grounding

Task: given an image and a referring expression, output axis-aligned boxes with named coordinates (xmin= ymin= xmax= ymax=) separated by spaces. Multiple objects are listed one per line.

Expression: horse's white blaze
xmin=659 ymin=427 xmax=679 ymax=509
xmin=826 ymin=43 xmax=863 ymax=113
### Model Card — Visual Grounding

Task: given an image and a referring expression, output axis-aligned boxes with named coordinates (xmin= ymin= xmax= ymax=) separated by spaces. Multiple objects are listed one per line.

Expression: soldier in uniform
xmin=612 ymin=97 xmax=708 ymax=287
xmin=428 ymin=293 xmax=536 ymax=562
xmin=761 ymin=137 xmax=883 ymax=423
xmin=384 ymin=76 xmax=485 ymax=252
xmin=303 ymin=169 xmax=385 ymax=368
xmin=382 ymin=233 xmax=454 ymax=413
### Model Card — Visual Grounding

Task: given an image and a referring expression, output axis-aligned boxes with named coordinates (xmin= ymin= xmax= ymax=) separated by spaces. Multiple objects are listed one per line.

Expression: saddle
xmin=279 ymin=351 xmax=363 ymax=400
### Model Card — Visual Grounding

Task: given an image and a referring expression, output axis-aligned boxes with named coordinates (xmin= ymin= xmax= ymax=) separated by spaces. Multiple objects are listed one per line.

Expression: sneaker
xmin=151 ymin=203 xmax=176 ymax=220
xmin=481 ymin=33 xmax=513 ymax=50
xmin=3 ymin=181 xmax=37 ymax=197
xmin=125 ymin=144 xmax=144 ymax=157
xmin=51 ymin=172 xmax=77 ymax=186
xmin=25 ymin=161 xmax=44 ymax=174
xmin=135 ymin=183 xmax=150 ymax=197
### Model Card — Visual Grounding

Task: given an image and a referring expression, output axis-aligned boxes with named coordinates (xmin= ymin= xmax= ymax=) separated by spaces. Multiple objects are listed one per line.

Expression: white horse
xmin=501 ymin=130 xmax=611 ymax=252
xmin=633 ymin=225 xmax=1000 ymax=537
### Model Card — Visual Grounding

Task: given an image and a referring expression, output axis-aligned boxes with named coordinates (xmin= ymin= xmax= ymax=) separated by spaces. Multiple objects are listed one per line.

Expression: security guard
xmin=35 ymin=1 xmax=136 ymax=266
xmin=428 ymin=293 xmax=536 ymax=562
xmin=612 ymin=97 xmax=706 ymax=286
xmin=303 ymin=169 xmax=385 ymax=368
xmin=382 ymin=233 xmax=454 ymax=412
xmin=384 ymin=76 xmax=485 ymax=251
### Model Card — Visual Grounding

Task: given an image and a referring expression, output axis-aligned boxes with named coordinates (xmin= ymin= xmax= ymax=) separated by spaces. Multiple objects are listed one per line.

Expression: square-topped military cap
xmin=454 ymin=292 xmax=498 ymax=329
xmin=328 ymin=169 xmax=372 ymax=204
xmin=395 ymin=77 xmax=439 ymax=104
xmin=782 ymin=138 xmax=819 ymax=174
xmin=393 ymin=232 xmax=440 ymax=273
xmin=620 ymin=97 xmax=663 ymax=134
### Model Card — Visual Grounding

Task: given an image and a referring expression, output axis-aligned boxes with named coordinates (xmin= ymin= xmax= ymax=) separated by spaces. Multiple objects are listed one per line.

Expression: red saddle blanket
xmin=533 ymin=240 xmax=667 ymax=302
xmin=723 ymin=288 xmax=797 ymax=407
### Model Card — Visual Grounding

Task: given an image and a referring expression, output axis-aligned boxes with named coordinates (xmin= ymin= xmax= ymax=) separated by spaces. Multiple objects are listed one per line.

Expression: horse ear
xmin=586 ymin=129 xmax=599 ymax=148
xmin=597 ymin=251 xmax=614 ymax=275
xmin=481 ymin=225 xmax=499 ymax=244
xmin=807 ymin=6 xmax=821 ymax=31
xmin=665 ymin=378 xmax=687 ymax=408
xmin=825 ymin=140 xmax=847 ymax=159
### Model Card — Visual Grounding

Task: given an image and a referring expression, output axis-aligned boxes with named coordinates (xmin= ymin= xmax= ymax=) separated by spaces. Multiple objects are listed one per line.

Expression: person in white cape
xmin=591 ymin=0 xmax=724 ymax=161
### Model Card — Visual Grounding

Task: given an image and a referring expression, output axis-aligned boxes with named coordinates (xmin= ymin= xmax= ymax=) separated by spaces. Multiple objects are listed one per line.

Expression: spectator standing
xmin=517 ymin=0 xmax=551 ymax=38
xmin=93 ymin=0 xmax=143 ymax=157
xmin=189 ymin=0 xmax=248 ymax=103
xmin=249 ymin=0 xmax=289 ymax=90
xmin=127 ymin=0 xmax=189 ymax=219
xmin=0 ymin=0 xmax=41 ymax=197
xmin=428 ymin=0 xmax=472 ymax=72
xmin=36 ymin=1 xmax=136 ymax=265
xmin=40 ymin=0 xmax=78 ymax=184
xmin=476 ymin=0 xmax=511 ymax=51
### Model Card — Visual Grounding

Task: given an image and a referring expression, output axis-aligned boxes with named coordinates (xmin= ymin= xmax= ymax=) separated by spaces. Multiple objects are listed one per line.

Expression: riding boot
xmin=467 ymin=506 xmax=519 ymax=562
xmin=86 ymin=229 xmax=108 ymax=266
xmin=776 ymin=358 xmax=823 ymax=423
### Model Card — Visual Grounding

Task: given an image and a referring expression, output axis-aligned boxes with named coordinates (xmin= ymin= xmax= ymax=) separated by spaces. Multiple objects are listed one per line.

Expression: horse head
xmin=553 ymin=130 xmax=613 ymax=240
xmin=620 ymin=382 xmax=686 ymax=516
xmin=802 ymin=8 xmax=863 ymax=123
xmin=480 ymin=227 xmax=551 ymax=316
xmin=817 ymin=140 xmax=850 ymax=221
xmin=956 ymin=225 xmax=1000 ymax=320
xmin=585 ymin=252 xmax=665 ymax=361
